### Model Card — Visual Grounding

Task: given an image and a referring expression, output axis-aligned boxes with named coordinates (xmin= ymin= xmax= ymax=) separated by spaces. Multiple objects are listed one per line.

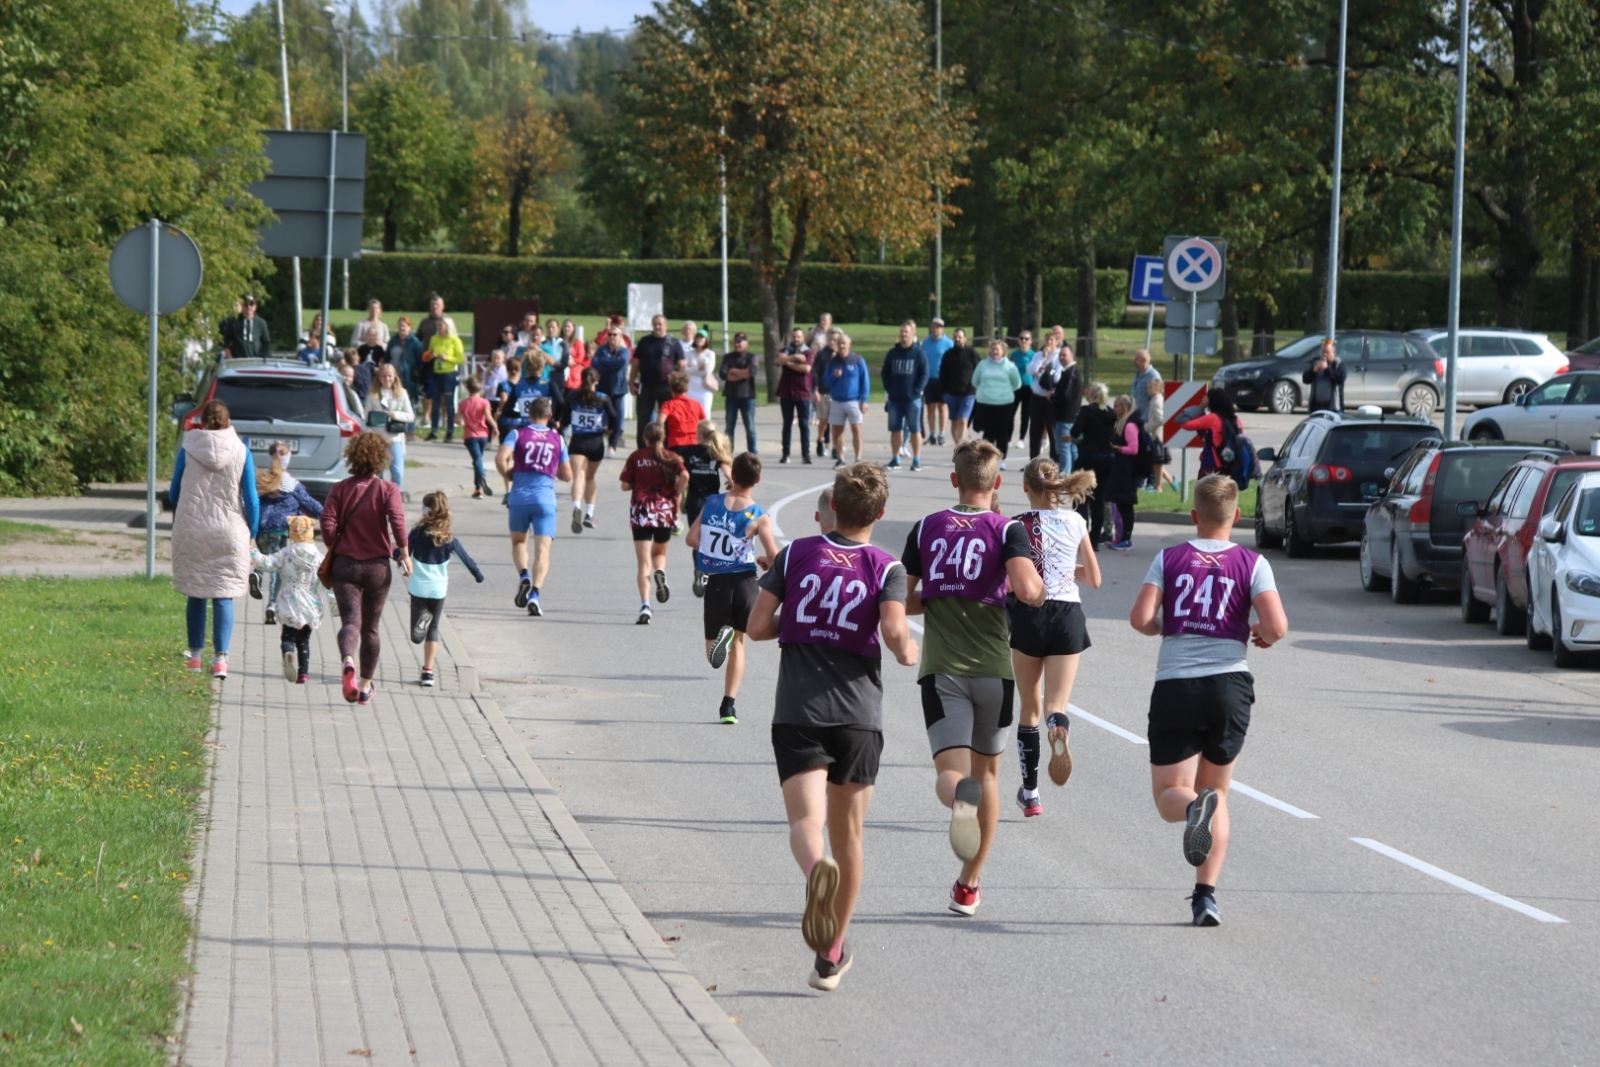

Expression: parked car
xmin=1459 ymin=454 xmax=1600 ymax=634
xmin=1417 ymin=328 xmax=1568 ymax=406
xmin=1526 ymin=472 xmax=1600 ymax=666
xmin=1359 ymin=441 xmax=1564 ymax=603
xmin=1460 ymin=370 xmax=1600 ymax=450
xmin=1566 ymin=334 xmax=1600 ymax=372
xmin=1211 ymin=330 xmax=1445 ymax=416
xmin=1255 ymin=409 xmax=1440 ymax=556
xmin=171 ymin=359 xmax=369 ymax=501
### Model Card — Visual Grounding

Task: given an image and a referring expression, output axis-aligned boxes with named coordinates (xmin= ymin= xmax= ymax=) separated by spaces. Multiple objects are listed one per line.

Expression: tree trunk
xmin=1589 ymin=254 xmax=1600 ymax=346
xmin=1023 ymin=261 xmax=1043 ymax=339
xmin=1483 ymin=183 xmax=1540 ymax=328
xmin=1304 ymin=210 xmax=1330 ymax=335
xmin=1567 ymin=233 xmax=1590 ymax=349
xmin=1252 ymin=298 xmax=1277 ymax=356
xmin=1074 ymin=228 xmax=1097 ymax=370
xmin=773 ymin=199 xmax=811 ymax=401
xmin=974 ymin=262 xmax=997 ymax=347
xmin=383 ymin=211 xmax=397 ymax=253
xmin=1220 ymin=290 xmax=1240 ymax=364
xmin=1004 ymin=274 xmax=1023 ymax=342
xmin=507 ymin=174 xmax=525 ymax=257
xmin=747 ymin=183 xmax=782 ymax=403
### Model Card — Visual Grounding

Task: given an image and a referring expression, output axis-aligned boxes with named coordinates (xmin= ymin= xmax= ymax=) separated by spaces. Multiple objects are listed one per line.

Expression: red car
xmin=1567 ymin=335 xmax=1600 ymax=371
xmin=1460 ymin=454 xmax=1600 ymax=633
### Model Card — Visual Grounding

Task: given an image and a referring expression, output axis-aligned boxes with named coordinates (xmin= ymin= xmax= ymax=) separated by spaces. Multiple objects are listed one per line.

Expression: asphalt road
xmin=423 ymin=407 xmax=1600 ymax=1067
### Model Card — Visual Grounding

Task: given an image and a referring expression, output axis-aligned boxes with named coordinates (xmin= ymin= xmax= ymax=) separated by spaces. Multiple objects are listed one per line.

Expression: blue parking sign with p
xmin=1130 ymin=255 xmax=1166 ymax=304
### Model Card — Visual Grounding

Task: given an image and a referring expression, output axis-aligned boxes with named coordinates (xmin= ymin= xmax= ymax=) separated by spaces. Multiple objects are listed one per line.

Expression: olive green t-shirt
xmin=901 ymin=509 xmax=1031 ymax=680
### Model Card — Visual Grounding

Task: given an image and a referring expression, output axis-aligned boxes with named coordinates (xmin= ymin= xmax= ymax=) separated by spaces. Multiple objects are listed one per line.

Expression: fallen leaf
xmin=566 ymin=750 xmax=575 ymax=754
xmin=2 ymin=1032 xmax=13 ymax=1042
xmin=117 ymin=882 xmax=128 ymax=890
xmin=1156 ymin=995 xmax=1166 ymax=1002
xmin=1426 ymin=678 xmax=1437 ymax=683
xmin=727 ymin=1016 xmax=742 ymax=1024
xmin=706 ymin=984 xmax=717 ymax=992
xmin=130 ymin=943 xmax=143 ymax=950
xmin=70 ymin=1017 xmax=83 ymax=1036
xmin=348 ymin=1050 xmax=374 ymax=1058
xmin=662 ymin=936 xmax=680 ymax=942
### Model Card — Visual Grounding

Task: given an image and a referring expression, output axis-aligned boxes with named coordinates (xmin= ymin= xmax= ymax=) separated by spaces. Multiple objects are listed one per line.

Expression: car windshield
xmin=213 ymin=377 xmax=336 ymax=425
xmin=1272 ymin=335 xmax=1324 ymax=359
xmin=1322 ymin=425 xmax=1439 ymax=467
xmin=1576 ymin=489 xmax=1600 ymax=537
xmin=1544 ymin=469 xmax=1588 ymax=517
xmin=1434 ymin=452 xmax=1524 ymax=532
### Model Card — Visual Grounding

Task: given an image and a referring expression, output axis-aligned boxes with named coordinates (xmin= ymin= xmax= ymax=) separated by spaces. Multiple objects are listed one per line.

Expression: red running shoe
xmin=1015 ymin=787 xmax=1043 ymax=818
xmin=185 ymin=655 xmax=203 ymax=673
xmin=210 ymin=658 xmax=228 ymax=680
xmin=342 ymin=663 xmax=360 ymax=702
xmin=949 ymin=881 xmax=980 ymax=916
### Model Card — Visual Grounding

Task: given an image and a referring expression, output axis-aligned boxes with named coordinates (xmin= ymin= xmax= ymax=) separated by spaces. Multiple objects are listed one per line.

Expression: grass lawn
xmin=1134 ymin=483 xmax=1258 ymax=514
xmin=0 ymin=521 xmax=83 ymax=547
xmin=0 ymin=577 xmax=213 ymax=1064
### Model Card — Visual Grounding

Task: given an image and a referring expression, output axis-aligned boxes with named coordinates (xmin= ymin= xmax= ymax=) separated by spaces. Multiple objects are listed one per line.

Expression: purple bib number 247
xmin=1160 ymin=542 xmax=1259 ymax=643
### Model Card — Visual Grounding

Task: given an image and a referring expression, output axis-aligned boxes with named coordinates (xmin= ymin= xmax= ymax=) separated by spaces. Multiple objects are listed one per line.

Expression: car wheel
xmin=1460 ymin=569 xmax=1490 ymax=623
xmin=1255 ymin=507 xmax=1283 ymax=550
xmin=1551 ymin=595 xmax=1584 ymax=668
xmin=1503 ymin=379 xmax=1537 ymax=405
xmin=1402 ymin=382 xmax=1439 ymax=417
xmin=1494 ymin=566 xmax=1526 ymax=636
xmin=1390 ymin=539 xmax=1421 ymax=604
xmin=1468 ymin=423 xmax=1502 ymax=442
xmin=1526 ymin=595 xmax=1554 ymax=650
xmin=1285 ymin=511 xmax=1314 ymax=558
xmin=1359 ymin=530 xmax=1389 ymax=592
xmin=1267 ymin=380 xmax=1298 ymax=415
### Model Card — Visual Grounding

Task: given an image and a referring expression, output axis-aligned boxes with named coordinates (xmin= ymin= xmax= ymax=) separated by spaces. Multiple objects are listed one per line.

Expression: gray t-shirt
xmin=759 ymin=532 xmax=908 ymax=730
xmin=1142 ymin=538 xmax=1276 ymax=681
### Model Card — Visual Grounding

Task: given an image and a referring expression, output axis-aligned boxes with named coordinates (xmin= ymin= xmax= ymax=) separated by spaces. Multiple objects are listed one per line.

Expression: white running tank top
xmin=1015 ymin=508 xmax=1087 ymax=602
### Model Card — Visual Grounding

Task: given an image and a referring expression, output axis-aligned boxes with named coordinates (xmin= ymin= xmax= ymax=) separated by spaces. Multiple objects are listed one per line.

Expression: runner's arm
xmin=746 ymin=589 xmax=781 ymax=641
xmin=1249 ymin=590 xmax=1288 ymax=647
xmin=753 ymin=515 xmax=778 ymax=570
xmin=1006 ymin=557 xmax=1045 ymax=607
xmin=1076 ymin=538 xmax=1102 ymax=589
xmin=685 ymin=516 xmax=703 ymax=550
xmin=556 ymin=459 xmax=572 ymax=483
xmin=495 ymin=443 xmax=515 ymax=479
xmin=878 ymin=600 xmax=919 ymax=667
xmin=1129 ymin=582 xmax=1163 ymax=635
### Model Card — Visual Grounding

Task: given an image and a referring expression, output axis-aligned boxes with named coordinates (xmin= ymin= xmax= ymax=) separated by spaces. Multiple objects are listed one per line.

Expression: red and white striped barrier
xmin=1163 ymin=381 xmax=1207 ymax=449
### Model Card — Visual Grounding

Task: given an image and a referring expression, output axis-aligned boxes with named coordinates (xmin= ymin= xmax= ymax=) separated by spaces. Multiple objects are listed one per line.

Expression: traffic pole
xmin=146 ymin=219 xmax=160 ymax=581
xmin=1144 ymin=303 xmax=1155 ymax=350
xmin=1325 ymin=0 xmax=1350 ymax=341
xmin=1181 ymin=288 xmax=1197 ymax=503
xmin=1443 ymin=0 xmax=1470 ymax=440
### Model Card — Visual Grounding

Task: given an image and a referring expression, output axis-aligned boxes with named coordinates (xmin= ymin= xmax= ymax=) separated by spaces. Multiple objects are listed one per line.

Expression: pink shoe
xmin=210 ymin=658 xmax=228 ymax=680
xmin=341 ymin=663 xmax=360 ymax=702
xmin=185 ymin=655 xmax=203 ymax=672
xmin=295 ymin=672 xmax=309 ymax=685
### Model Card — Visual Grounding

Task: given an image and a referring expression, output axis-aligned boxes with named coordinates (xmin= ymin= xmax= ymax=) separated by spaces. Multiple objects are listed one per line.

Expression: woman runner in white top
xmin=1008 ymin=456 xmax=1102 ymax=816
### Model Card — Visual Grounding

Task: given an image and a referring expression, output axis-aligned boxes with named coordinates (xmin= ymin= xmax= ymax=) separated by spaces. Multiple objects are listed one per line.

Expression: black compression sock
xmin=1016 ymin=725 xmax=1041 ymax=791
xmin=1194 ymin=882 xmax=1216 ymax=899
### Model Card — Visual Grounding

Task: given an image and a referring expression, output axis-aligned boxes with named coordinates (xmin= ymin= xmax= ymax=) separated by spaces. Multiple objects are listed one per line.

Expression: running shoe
xmin=411 ymin=608 xmax=434 ymax=644
xmin=249 ymin=571 xmax=263 ymax=600
xmin=1015 ymin=787 xmax=1043 ymax=818
xmin=473 ymin=488 xmax=483 ymax=499
xmin=948 ymin=881 xmax=980 ymax=916
xmin=887 ymin=457 xmax=901 ymax=470
xmin=514 ymin=575 xmax=533 ymax=608
xmin=801 ymin=454 xmax=812 ymax=465
xmin=693 ymin=572 xmax=708 ymax=598
xmin=719 ymin=709 xmax=738 ymax=725
xmin=282 ymin=650 xmax=297 ymax=683
xmin=527 ymin=594 xmax=543 ymax=617
xmin=1184 ymin=787 xmax=1219 ymax=867
xmin=342 ymin=662 xmax=360 ymax=702
xmin=808 ymin=940 xmax=852 ymax=992
xmin=652 ymin=568 xmax=671 ymax=603
xmin=1108 ymin=539 xmax=1133 ymax=552
xmin=1046 ymin=712 xmax=1073 ymax=786
xmin=295 ymin=672 xmax=308 ymax=685
xmin=672 ymin=519 xmax=685 ymax=537
xmin=264 ymin=607 xmax=277 ymax=625
xmin=356 ymin=683 xmax=375 ymax=706
xmin=949 ymin=776 xmax=983 ymax=861
xmin=834 ymin=456 xmax=845 ymax=468
xmin=420 ymin=668 xmax=436 ymax=688
xmin=582 ymin=516 xmax=595 ymax=529
xmin=802 ymin=857 xmax=841 ymax=954
xmin=780 ymin=453 xmax=790 ymax=464
xmin=1189 ymin=891 xmax=1221 ymax=927
xmin=998 ymin=459 xmax=1008 ymax=471
xmin=709 ymin=625 xmax=736 ymax=669
xmin=571 ymin=509 xmax=583 ymax=534
xmin=636 ymin=604 xmax=652 ymax=625
xmin=483 ymin=485 xmax=494 ymax=497
xmin=910 ymin=458 xmax=922 ymax=472
xmin=210 ymin=657 xmax=228 ymax=680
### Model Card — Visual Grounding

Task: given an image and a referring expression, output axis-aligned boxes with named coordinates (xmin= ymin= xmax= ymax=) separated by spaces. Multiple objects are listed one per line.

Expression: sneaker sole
xmin=1047 ymin=724 xmax=1073 ymax=786
xmin=948 ymin=890 xmax=979 ymax=916
xmin=1015 ymin=791 xmax=1042 ymax=817
xmin=420 ymin=676 xmax=436 ymax=688
xmin=1184 ymin=788 xmax=1219 ymax=867
xmin=636 ymin=614 xmax=651 ymax=625
xmin=572 ymin=511 xmax=583 ymax=534
xmin=249 ymin=573 xmax=262 ymax=600
xmin=708 ymin=625 xmax=735 ymax=669
xmin=949 ymin=777 xmax=983 ymax=861
xmin=514 ymin=580 xmax=532 ymax=609
xmin=282 ymin=651 xmax=297 ymax=683
xmin=807 ymin=951 xmax=851 ymax=992
xmin=653 ymin=569 xmax=670 ymax=603
xmin=802 ymin=858 xmax=841 ymax=954
xmin=1194 ymin=901 xmax=1221 ymax=927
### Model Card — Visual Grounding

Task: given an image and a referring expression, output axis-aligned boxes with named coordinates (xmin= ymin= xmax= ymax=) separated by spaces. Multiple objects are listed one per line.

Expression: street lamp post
xmin=323 ymin=4 xmax=350 ymax=314
xmin=1324 ymin=0 xmax=1350 ymax=343
xmin=1443 ymin=0 xmax=1471 ymax=440
xmin=275 ymin=0 xmax=303 ymax=339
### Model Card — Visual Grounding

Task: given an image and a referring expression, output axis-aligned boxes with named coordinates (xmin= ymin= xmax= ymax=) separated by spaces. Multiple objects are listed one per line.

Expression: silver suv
xmin=1418 ymin=329 xmax=1569 ymax=407
xmin=172 ymin=359 xmax=369 ymax=501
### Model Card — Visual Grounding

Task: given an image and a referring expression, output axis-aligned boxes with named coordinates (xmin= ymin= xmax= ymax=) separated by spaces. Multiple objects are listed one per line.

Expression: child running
xmin=745 ymin=463 xmax=918 ymax=992
xmin=1128 ymin=474 xmax=1288 ymax=927
xmin=249 ymin=515 xmax=324 ymax=683
xmin=678 ymin=420 xmax=733 ymax=596
xmin=620 ymin=422 xmax=689 ymax=624
xmin=685 ymin=452 xmax=779 ymax=725
xmin=458 ymin=377 xmax=494 ymax=499
xmin=406 ymin=491 xmax=485 ymax=687
xmin=902 ymin=439 xmax=1044 ymax=916
xmin=1009 ymin=457 xmax=1101 ymax=817
xmin=564 ymin=367 xmax=612 ymax=532
xmin=496 ymin=397 xmax=571 ymax=617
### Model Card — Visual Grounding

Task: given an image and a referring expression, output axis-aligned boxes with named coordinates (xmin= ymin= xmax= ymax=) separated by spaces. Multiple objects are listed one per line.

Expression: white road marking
xmin=1067 ymin=702 xmax=1147 ymax=745
xmin=1351 ymin=838 xmax=1566 ymax=923
xmin=1231 ymin=783 xmax=1319 ymax=819
xmin=767 ymin=481 xmax=837 ymax=541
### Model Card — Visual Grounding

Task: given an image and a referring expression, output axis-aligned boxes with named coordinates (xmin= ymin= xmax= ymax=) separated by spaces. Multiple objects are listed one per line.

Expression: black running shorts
xmin=703 ymin=572 xmax=758 ymax=639
xmin=568 ymin=433 xmax=605 ymax=463
xmin=1006 ymin=598 xmax=1092 ymax=659
xmin=772 ymin=723 xmax=883 ymax=786
xmin=1147 ymin=672 xmax=1254 ymax=767
xmin=631 ymin=525 xmax=673 ymax=543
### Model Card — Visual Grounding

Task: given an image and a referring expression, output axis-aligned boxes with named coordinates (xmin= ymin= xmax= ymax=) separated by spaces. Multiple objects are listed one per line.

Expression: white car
xmin=1461 ymin=370 xmax=1600 ymax=448
xmin=1526 ymin=470 xmax=1600 ymax=666
xmin=1420 ymin=328 xmax=1569 ymax=406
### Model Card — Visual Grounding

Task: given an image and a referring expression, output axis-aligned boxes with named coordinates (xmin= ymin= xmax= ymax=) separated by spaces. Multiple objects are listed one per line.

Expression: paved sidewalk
xmin=180 ymin=589 xmax=768 ymax=1066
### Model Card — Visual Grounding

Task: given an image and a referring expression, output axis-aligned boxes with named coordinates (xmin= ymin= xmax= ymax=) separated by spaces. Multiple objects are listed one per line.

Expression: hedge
xmin=258 ymin=253 xmax=1571 ymax=343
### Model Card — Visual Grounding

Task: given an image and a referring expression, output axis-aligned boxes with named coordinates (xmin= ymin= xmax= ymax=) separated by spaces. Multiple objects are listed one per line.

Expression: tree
xmin=459 ymin=95 xmax=573 ymax=255
xmin=614 ymin=0 xmax=972 ymax=394
xmin=352 ymin=63 xmax=467 ymax=251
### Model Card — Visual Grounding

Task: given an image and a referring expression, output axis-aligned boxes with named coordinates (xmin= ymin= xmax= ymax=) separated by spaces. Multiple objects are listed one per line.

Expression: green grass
xmin=0 ymin=578 xmax=213 ymax=1064
xmin=0 ymin=521 xmax=83 ymax=547
xmin=1134 ymin=483 xmax=1258 ymax=514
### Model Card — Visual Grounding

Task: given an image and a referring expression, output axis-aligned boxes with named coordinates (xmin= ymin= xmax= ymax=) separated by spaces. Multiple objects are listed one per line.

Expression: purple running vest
xmin=778 ymin=535 xmax=898 ymax=657
xmin=1159 ymin=541 xmax=1259 ymax=643
xmin=914 ymin=508 xmax=1012 ymax=607
xmin=509 ymin=424 xmax=562 ymax=477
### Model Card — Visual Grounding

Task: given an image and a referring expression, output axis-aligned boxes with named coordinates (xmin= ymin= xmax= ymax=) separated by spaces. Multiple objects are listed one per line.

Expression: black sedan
xmin=1212 ymin=331 xmax=1445 ymax=415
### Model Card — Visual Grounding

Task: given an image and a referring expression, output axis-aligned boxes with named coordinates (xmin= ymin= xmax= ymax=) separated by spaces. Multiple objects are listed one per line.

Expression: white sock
xmin=585 ymin=504 xmax=594 ymax=517
xmin=1022 ymin=787 xmax=1040 ymax=800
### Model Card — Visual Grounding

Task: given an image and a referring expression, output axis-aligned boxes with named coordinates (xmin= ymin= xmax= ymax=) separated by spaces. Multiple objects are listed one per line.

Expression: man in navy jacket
xmin=880 ymin=319 xmax=929 ymax=471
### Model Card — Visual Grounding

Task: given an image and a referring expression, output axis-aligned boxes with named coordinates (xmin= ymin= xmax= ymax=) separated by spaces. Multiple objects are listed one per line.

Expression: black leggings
xmin=1079 ymin=454 xmax=1116 ymax=545
xmin=973 ymin=401 xmax=1014 ymax=457
xmin=280 ymin=624 xmax=312 ymax=674
xmin=1028 ymin=395 xmax=1056 ymax=459
xmin=330 ymin=555 xmax=392 ymax=679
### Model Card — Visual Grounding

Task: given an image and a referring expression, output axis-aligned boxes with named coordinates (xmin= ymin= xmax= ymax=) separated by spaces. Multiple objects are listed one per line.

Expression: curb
xmin=1134 ymin=510 xmax=1198 ymax=525
xmin=438 ymin=613 xmax=773 ymax=1067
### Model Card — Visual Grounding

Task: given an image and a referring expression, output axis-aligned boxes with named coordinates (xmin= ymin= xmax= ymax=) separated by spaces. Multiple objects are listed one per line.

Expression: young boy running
xmin=902 ymin=440 xmax=1044 ymax=916
xmin=495 ymin=397 xmax=572 ymax=617
xmin=746 ymin=464 xmax=918 ymax=992
xmin=686 ymin=452 xmax=779 ymax=724
xmin=1128 ymin=474 xmax=1288 ymax=927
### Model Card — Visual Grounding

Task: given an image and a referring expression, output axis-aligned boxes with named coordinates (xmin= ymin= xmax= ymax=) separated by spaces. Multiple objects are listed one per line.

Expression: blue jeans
xmin=780 ymin=398 xmax=813 ymax=457
xmin=464 ymin=436 xmax=489 ymax=490
xmin=725 ymin=397 xmax=757 ymax=453
xmin=387 ymin=436 xmax=405 ymax=488
xmin=186 ymin=597 xmax=235 ymax=656
xmin=1054 ymin=424 xmax=1078 ymax=473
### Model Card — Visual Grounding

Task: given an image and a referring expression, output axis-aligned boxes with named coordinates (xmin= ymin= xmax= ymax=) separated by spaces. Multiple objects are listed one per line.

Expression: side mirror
xmin=1257 ymin=447 xmax=1277 ymax=463
xmin=1538 ymin=516 xmax=1565 ymax=543
xmin=365 ymin=409 xmax=390 ymax=428
xmin=1361 ymin=483 xmax=1384 ymax=503
xmin=1456 ymin=500 xmax=1481 ymax=517
xmin=171 ymin=397 xmax=196 ymax=421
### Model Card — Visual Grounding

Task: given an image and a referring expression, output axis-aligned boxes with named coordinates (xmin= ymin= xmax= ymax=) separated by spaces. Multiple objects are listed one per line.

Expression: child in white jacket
xmin=251 ymin=515 xmax=325 ymax=683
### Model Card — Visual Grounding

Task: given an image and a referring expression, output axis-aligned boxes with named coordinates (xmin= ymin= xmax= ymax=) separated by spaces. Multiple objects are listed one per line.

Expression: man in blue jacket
xmin=590 ymin=326 xmax=632 ymax=451
xmin=824 ymin=332 xmax=871 ymax=467
xmin=919 ymin=318 xmax=954 ymax=445
xmin=881 ymin=319 xmax=928 ymax=472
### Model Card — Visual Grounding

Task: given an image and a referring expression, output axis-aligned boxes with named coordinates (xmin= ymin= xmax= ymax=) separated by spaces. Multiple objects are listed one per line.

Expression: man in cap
xmin=221 ymin=295 xmax=272 ymax=360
